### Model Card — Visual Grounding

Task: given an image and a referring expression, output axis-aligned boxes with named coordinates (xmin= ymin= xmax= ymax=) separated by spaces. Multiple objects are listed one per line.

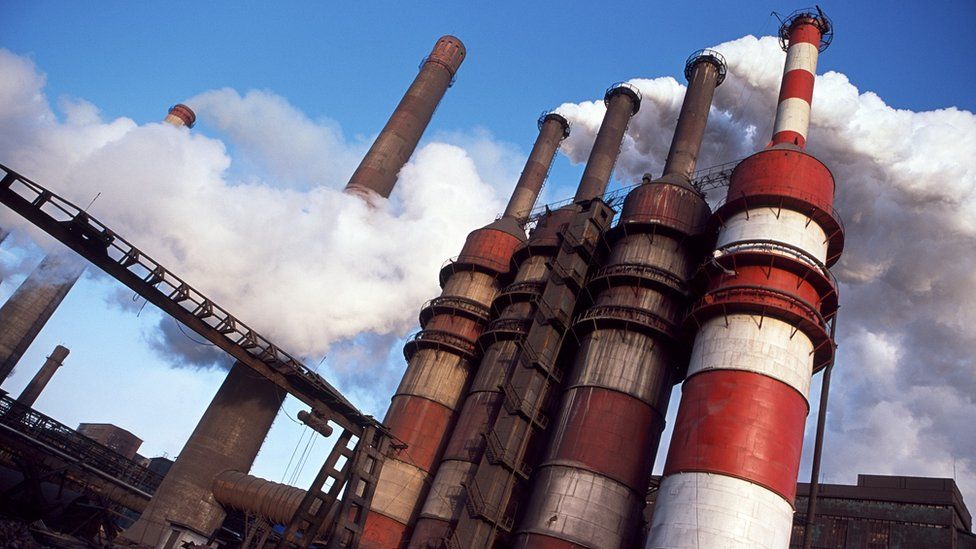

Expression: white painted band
xmin=783 ymin=42 xmax=819 ymax=75
xmin=570 ymin=328 xmax=671 ymax=406
xmin=395 ymin=349 xmax=469 ymax=409
xmin=645 ymin=473 xmax=794 ymax=549
xmin=370 ymin=458 xmax=427 ymax=524
xmin=687 ymin=315 xmax=814 ymax=398
xmin=772 ymin=97 xmax=811 ymax=140
xmin=517 ymin=464 xmax=640 ymax=548
xmin=717 ymin=208 xmax=829 ymax=264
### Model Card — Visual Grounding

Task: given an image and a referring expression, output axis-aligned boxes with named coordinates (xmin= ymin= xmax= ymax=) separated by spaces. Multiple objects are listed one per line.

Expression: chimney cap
xmin=604 ymin=82 xmax=642 ymax=114
xmin=538 ymin=111 xmax=571 ymax=139
xmin=167 ymin=104 xmax=196 ymax=128
xmin=684 ymin=49 xmax=728 ymax=86
xmin=426 ymin=35 xmax=466 ymax=76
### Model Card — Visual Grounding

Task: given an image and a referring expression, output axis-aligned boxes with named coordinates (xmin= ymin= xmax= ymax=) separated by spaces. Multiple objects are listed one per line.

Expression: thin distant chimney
xmin=16 ymin=345 xmax=69 ymax=407
xmin=164 ymin=104 xmax=196 ymax=128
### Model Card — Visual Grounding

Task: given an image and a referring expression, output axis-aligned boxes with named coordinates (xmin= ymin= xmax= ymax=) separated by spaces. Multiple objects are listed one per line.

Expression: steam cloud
xmin=1 ymin=31 xmax=973 ymax=501
xmin=557 ymin=36 xmax=976 ymax=500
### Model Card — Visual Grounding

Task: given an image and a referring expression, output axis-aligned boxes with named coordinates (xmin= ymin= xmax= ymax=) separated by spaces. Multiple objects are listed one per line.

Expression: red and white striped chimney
xmin=646 ymin=10 xmax=842 ymax=549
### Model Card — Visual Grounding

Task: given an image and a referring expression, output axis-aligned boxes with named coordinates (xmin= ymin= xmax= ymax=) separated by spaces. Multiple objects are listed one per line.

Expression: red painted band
xmin=788 ymin=20 xmax=823 ymax=48
xmin=546 ymin=386 xmax=664 ymax=491
xmin=423 ymin=314 xmax=483 ymax=344
xmin=384 ymin=395 xmax=454 ymax=471
xmin=771 ymin=130 xmax=807 ymax=148
xmin=778 ymin=69 xmax=815 ymax=104
xmin=361 ymin=510 xmax=410 ymax=549
xmin=665 ymin=370 xmax=808 ymax=501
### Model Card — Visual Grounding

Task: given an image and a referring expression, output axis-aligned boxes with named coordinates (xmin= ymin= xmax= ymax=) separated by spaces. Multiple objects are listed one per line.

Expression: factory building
xmin=77 ymin=423 xmax=144 ymax=461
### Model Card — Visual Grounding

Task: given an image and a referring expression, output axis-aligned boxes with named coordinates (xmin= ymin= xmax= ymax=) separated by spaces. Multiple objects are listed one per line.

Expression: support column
xmin=122 ymin=361 xmax=285 ymax=547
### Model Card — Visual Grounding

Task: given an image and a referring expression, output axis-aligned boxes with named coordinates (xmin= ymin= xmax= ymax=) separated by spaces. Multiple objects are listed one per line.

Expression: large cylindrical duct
xmin=408 ymin=85 xmax=639 ymax=549
xmin=15 ymin=344 xmax=69 ymax=407
xmin=647 ymin=11 xmax=842 ymax=549
xmin=361 ymin=112 xmax=569 ymax=549
xmin=0 ymin=254 xmax=84 ymax=382
xmin=122 ymin=361 xmax=285 ymax=546
xmin=514 ymin=51 xmax=724 ymax=549
xmin=345 ymin=36 xmax=466 ymax=201
xmin=212 ymin=470 xmax=312 ymax=526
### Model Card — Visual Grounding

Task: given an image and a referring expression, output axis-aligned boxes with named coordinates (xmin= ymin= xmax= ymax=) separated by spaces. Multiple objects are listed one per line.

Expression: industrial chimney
xmin=163 ymin=104 xmax=196 ymax=128
xmin=514 ymin=50 xmax=725 ymax=549
xmin=361 ymin=112 xmax=569 ymax=549
xmin=0 ymin=254 xmax=84 ymax=382
xmin=410 ymin=83 xmax=640 ymax=549
xmin=344 ymin=36 xmax=466 ymax=202
xmin=15 ymin=344 xmax=69 ymax=407
xmin=647 ymin=10 xmax=842 ymax=549
xmin=1 ymin=102 xmax=200 ymax=385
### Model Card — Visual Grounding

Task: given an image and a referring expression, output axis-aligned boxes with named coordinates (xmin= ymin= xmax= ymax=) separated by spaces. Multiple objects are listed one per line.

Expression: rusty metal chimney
xmin=15 ymin=345 xmax=69 ymax=407
xmin=344 ymin=36 xmax=466 ymax=201
xmin=573 ymin=82 xmax=642 ymax=202
xmin=503 ymin=112 xmax=570 ymax=222
xmin=662 ymin=50 xmax=726 ymax=183
xmin=163 ymin=104 xmax=196 ymax=128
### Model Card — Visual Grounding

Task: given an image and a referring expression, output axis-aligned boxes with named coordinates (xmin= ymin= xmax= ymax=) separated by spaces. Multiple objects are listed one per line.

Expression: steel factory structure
xmin=1 ymin=7 xmax=964 ymax=549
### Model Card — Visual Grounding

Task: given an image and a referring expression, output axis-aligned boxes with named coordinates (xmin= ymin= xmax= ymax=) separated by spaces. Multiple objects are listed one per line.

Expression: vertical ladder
xmin=452 ymin=198 xmax=614 ymax=548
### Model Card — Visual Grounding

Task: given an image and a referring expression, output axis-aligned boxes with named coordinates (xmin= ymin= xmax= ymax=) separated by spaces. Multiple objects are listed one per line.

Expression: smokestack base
xmin=778 ymin=8 xmax=833 ymax=51
xmin=165 ymin=104 xmax=196 ymax=128
xmin=538 ymin=111 xmax=571 ymax=138
xmin=604 ymin=82 xmax=642 ymax=114
xmin=685 ymin=49 xmax=728 ymax=86
xmin=426 ymin=35 xmax=466 ymax=76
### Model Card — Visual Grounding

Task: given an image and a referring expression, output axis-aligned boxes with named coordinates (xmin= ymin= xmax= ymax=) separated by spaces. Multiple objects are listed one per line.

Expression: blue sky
xmin=2 ymin=1 xmax=975 ymax=497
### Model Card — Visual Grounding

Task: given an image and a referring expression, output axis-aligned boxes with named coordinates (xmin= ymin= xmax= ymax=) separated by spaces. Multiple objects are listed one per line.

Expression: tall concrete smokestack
xmin=15 ymin=344 xmax=69 ymax=407
xmin=163 ymin=104 xmax=196 ymax=128
xmin=361 ymin=112 xmax=568 ymax=549
xmin=123 ymin=362 xmax=285 ymax=546
xmin=0 ymin=254 xmax=84 ymax=382
xmin=513 ymin=51 xmax=725 ymax=549
xmin=409 ymin=84 xmax=639 ymax=549
xmin=345 ymin=36 xmax=466 ymax=201
xmin=647 ymin=10 xmax=842 ymax=549
xmin=121 ymin=104 xmax=286 ymax=547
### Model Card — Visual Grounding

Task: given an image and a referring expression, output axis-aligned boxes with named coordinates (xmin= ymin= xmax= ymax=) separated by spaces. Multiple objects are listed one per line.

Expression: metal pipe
xmin=212 ymin=470 xmax=312 ymax=526
xmin=163 ymin=104 xmax=196 ymax=128
xmin=15 ymin=344 xmax=69 ymax=407
xmin=662 ymin=50 xmax=726 ymax=182
xmin=573 ymin=82 xmax=641 ymax=202
xmin=0 ymin=254 xmax=84 ymax=381
xmin=802 ymin=311 xmax=838 ymax=549
xmin=345 ymin=36 xmax=466 ymax=200
xmin=503 ymin=112 xmax=570 ymax=221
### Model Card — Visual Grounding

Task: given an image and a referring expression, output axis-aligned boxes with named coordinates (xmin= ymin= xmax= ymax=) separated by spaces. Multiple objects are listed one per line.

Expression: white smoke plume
xmin=0 ymin=48 xmax=513 ymax=396
xmin=556 ymin=35 xmax=976 ymax=500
